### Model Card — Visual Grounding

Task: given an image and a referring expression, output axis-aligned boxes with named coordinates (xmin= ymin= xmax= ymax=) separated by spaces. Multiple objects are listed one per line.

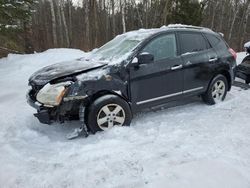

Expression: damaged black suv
xmin=27 ymin=25 xmax=236 ymax=133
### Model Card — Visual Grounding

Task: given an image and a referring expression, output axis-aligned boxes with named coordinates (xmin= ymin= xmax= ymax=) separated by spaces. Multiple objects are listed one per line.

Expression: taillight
xmin=229 ymin=48 xmax=237 ymax=60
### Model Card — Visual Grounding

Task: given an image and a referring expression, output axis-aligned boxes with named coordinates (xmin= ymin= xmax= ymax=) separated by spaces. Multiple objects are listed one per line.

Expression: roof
xmin=121 ymin=24 xmax=214 ymax=40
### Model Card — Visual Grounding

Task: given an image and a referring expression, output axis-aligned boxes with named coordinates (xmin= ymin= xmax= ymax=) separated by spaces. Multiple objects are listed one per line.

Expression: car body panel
xmin=29 ymin=59 xmax=107 ymax=85
xmin=129 ymin=56 xmax=184 ymax=111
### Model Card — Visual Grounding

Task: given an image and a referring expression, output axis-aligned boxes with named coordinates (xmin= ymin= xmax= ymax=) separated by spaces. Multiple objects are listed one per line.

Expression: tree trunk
xmin=93 ymin=0 xmax=98 ymax=47
xmin=56 ymin=1 xmax=63 ymax=46
xmin=218 ymin=0 xmax=227 ymax=32
xmin=121 ymin=0 xmax=126 ymax=33
xmin=23 ymin=21 xmax=34 ymax=53
xmin=60 ymin=0 xmax=70 ymax=47
xmin=210 ymin=0 xmax=219 ymax=29
xmin=84 ymin=0 xmax=90 ymax=50
xmin=240 ymin=1 xmax=250 ymax=49
xmin=228 ymin=4 xmax=239 ymax=41
xmin=67 ymin=0 xmax=73 ymax=47
xmin=132 ymin=0 xmax=143 ymax=27
xmin=111 ymin=0 xmax=116 ymax=37
xmin=49 ymin=0 xmax=57 ymax=47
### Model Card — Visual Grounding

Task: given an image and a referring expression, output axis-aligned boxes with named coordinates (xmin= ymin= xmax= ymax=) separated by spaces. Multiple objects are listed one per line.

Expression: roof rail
xmin=167 ymin=24 xmax=212 ymax=32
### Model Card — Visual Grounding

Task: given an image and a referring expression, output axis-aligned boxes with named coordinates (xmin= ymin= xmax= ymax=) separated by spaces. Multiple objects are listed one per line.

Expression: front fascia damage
xmin=54 ymin=64 xmax=129 ymax=123
xmin=64 ymin=66 xmax=129 ymax=103
xmin=30 ymin=61 xmax=131 ymax=124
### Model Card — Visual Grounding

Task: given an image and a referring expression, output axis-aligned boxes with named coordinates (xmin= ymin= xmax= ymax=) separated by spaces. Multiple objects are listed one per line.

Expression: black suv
xmin=27 ymin=25 xmax=236 ymax=133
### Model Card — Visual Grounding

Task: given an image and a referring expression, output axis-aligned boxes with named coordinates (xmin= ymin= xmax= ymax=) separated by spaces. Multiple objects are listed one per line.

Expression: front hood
xmin=29 ymin=59 xmax=107 ymax=85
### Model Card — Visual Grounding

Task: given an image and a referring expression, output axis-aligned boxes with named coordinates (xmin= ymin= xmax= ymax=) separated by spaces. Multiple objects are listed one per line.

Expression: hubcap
xmin=97 ymin=104 xmax=125 ymax=130
xmin=212 ymin=80 xmax=226 ymax=102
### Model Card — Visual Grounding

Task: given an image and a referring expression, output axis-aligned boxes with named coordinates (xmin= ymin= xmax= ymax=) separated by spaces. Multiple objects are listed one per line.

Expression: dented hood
xmin=29 ymin=59 xmax=107 ymax=85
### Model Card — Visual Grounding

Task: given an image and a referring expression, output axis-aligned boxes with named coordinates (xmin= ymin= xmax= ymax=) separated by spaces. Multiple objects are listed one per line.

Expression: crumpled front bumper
xmin=26 ymin=90 xmax=52 ymax=124
xmin=34 ymin=110 xmax=51 ymax=124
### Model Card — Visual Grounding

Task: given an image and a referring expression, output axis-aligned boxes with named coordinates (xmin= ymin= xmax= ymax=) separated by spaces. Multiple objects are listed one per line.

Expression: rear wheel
xmin=86 ymin=94 xmax=132 ymax=133
xmin=202 ymin=74 xmax=228 ymax=105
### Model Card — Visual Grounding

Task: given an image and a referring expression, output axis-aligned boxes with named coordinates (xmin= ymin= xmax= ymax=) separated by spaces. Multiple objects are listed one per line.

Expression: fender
xmin=64 ymin=75 xmax=129 ymax=102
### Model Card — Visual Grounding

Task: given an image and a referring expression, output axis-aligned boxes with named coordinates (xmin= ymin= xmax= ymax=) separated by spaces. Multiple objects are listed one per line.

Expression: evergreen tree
xmin=172 ymin=0 xmax=203 ymax=26
xmin=0 ymin=0 xmax=35 ymax=52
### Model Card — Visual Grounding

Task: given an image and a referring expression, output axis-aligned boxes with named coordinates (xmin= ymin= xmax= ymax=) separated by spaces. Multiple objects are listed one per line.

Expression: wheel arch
xmin=84 ymin=91 xmax=133 ymax=133
xmin=205 ymin=71 xmax=231 ymax=93
xmin=84 ymin=90 xmax=130 ymax=115
xmin=218 ymin=70 xmax=232 ymax=91
xmin=90 ymin=90 xmax=129 ymax=103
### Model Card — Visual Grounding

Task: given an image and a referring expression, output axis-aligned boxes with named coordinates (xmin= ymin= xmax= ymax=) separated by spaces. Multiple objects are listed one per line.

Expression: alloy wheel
xmin=212 ymin=80 xmax=226 ymax=102
xmin=97 ymin=104 xmax=125 ymax=130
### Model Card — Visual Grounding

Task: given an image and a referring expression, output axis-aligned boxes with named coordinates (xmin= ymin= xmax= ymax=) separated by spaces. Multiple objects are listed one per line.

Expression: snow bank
xmin=0 ymin=49 xmax=250 ymax=188
xmin=237 ymin=52 xmax=247 ymax=65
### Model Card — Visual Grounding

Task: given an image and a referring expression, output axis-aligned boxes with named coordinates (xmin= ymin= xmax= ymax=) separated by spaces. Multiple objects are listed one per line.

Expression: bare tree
xmin=49 ymin=0 xmax=57 ymax=47
xmin=60 ymin=0 xmax=70 ymax=47
xmin=18 ymin=0 xmax=250 ymax=53
xmin=228 ymin=0 xmax=240 ymax=41
xmin=240 ymin=0 xmax=250 ymax=49
xmin=120 ymin=0 xmax=126 ymax=33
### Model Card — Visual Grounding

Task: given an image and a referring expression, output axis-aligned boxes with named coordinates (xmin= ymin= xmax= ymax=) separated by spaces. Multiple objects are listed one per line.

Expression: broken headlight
xmin=36 ymin=82 xmax=71 ymax=107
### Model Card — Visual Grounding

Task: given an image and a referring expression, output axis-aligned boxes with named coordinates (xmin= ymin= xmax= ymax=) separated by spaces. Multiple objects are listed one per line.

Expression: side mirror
xmin=137 ymin=53 xmax=154 ymax=65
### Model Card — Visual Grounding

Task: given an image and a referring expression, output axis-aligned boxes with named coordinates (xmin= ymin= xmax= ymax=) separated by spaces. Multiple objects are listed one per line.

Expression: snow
xmin=89 ymin=29 xmax=158 ymax=64
xmin=0 ymin=49 xmax=250 ymax=188
xmin=244 ymin=41 xmax=250 ymax=48
xmin=76 ymin=68 xmax=108 ymax=81
xmin=236 ymin=52 xmax=247 ymax=65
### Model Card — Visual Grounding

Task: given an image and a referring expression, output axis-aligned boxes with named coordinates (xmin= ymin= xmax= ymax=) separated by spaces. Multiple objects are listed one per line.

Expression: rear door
xmin=177 ymin=31 xmax=217 ymax=95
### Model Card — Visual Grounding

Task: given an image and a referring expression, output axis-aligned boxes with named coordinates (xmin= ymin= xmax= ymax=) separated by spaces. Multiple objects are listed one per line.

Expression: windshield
xmin=89 ymin=30 xmax=155 ymax=62
xmin=90 ymin=36 xmax=140 ymax=61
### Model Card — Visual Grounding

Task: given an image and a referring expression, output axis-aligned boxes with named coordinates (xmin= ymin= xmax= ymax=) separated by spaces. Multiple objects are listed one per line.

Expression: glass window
xmin=90 ymin=31 xmax=153 ymax=61
xmin=205 ymin=34 xmax=220 ymax=47
xmin=179 ymin=33 xmax=207 ymax=54
xmin=141 ymin=34 xmax=177 ymax=61
xmin=205 ymin=33 xmax=228 ymax=49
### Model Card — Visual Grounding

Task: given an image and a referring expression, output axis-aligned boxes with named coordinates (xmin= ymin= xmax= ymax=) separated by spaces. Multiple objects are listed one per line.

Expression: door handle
xmin=209 ymin=57 xmax=218 ymax=62
xmin=171 ymin=64 xmax=183 ymax=70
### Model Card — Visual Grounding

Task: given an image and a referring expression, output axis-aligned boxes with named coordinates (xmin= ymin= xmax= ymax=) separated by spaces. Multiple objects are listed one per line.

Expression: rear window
xmin=179 ymin=32 xmax=208 ymax=54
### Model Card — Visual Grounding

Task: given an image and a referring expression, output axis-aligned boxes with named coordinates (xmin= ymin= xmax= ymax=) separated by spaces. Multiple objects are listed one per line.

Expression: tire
xmin=85 ymin=94 xmax=132 ymax=133
xmin=202 ymin=74 xmax=228 ymax=105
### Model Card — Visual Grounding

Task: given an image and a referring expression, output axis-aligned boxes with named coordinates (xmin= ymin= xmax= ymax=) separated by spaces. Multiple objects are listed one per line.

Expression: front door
xmin=129 ymin=33 xmax=184 ymax=110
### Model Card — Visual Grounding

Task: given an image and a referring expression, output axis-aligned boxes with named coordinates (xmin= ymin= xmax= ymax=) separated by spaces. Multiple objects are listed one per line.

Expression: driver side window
xmin=142 ymin=34 xmax=177 ymax=62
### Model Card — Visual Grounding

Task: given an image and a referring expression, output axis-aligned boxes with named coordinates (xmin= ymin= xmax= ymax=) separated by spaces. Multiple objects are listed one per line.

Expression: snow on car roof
xmin=119 ymin=24 xmax=213 ymax=40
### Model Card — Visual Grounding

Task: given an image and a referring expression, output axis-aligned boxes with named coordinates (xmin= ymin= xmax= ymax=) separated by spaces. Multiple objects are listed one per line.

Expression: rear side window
xmin=142 ymin=34 xmax=177 ymax=61
xmin=179 ymin=32 xmax=208 ymax=54
xmin=205 ymin=33 xmax=228 ymax=49
xmin=205 ymin=34 xmax=220 ymax=47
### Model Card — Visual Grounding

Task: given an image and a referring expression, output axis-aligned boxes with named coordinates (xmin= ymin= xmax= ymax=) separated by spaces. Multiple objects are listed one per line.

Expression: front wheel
xmin=202 ymin=74 xmax=228 ymax=105
xmin=85 ymin=94 xmax=132 ymax=133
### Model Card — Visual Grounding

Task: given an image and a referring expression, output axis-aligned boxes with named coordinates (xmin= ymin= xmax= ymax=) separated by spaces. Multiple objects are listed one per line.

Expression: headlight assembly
xmin=36 ymin=82 xmax=71 ymax=107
